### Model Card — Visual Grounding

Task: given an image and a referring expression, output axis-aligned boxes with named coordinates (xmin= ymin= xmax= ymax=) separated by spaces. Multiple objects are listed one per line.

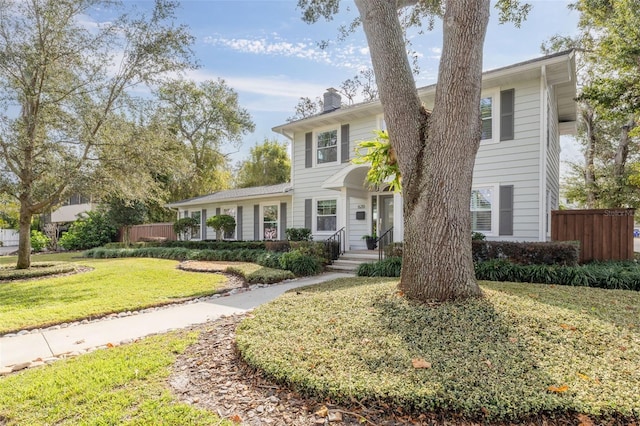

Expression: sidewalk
xmin=0 ymin=272 xmax=352 ymax=372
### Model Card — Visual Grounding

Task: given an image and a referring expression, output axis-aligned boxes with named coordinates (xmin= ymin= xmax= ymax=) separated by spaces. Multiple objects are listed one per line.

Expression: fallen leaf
xmin=229 ymin=414 xmax=242 ymax=423
xmin=328 ymin=411 xmax=343 ymax=422
xmin=509 ymin=337 xmax=518 ymax=343
xmin=619 ymin=346 xmax=628 ymax=351
xmin=412 ymin=358 xmax=432 ymax=369
xmin=484 ymin=359 xmax=492 ymax=368
xmin=106 ymin=342 xmax=114 ymax=348
xmin=548 ymin=384 xmax=569 ymax=393
xmin=314 ymin=405 xmax=329 ymax=417
xmin=361 ymin=338 xmax=371 ymax=344
xmin=560 ymin=323 xmax=577 ymax=331
xmin=577 ymin=413 xmax=595 ymax=426
xmin=577 ymin=372 xmax=590 ymax=381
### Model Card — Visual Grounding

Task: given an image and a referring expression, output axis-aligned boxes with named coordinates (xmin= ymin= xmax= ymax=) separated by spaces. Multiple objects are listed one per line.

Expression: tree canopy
xmin=154 ymin=78 xmax=255 ymax=200
xmin=0 ymin=0 xmax=196 ymax=268
xmin=235 ymin=139 xmax=291 ymax=188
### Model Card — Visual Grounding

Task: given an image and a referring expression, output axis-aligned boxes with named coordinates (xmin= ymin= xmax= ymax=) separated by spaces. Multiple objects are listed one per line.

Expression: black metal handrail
xmin=325 ymin=227 xmax=346 ymax=263
xmin=376 ymin=226 xmax=394 ymax=261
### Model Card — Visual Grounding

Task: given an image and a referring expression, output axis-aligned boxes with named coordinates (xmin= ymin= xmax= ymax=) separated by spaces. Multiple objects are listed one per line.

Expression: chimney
xmin=323 ymin=87 xmax=341 ymax=112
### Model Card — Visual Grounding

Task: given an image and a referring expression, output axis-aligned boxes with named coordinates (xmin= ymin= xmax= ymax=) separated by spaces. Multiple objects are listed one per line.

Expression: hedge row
xmin=357 ymin=257 xmax=640 ymax=291
xmin=383 ymin=241 xmax=580 ymax=266
xmin=83 ymin=247 xmax=322 ymax=277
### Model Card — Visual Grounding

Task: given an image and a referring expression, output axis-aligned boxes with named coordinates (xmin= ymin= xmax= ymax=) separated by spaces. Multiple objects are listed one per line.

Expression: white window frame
xmin=221 ymin=205 xmax=237 ymax=240
xmin=377 ymin=114 xmax=387 ymax=132
xmin=190 ymin=210 xmax=202 ymax=240
xmin=260 ymin=203 xmax=280 ymax=241
xmin=480 ymin=88 xmax=500 ymax=145
xmin=470 ymin=185 xmax=499 ymax=236
xmin=314 ymin=198 xmax=338 ymax=234
xmin=314 ymin=127 xmax=339 ymax=166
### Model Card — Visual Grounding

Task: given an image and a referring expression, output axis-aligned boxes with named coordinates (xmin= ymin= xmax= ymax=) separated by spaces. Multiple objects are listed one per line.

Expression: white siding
xmin=473 ymin=79 xmax=542 ymax=241
xmin=291 ymin=116 xmax=379 ymax=241
xmin=178 ymin=196 xmax=291 ymax=241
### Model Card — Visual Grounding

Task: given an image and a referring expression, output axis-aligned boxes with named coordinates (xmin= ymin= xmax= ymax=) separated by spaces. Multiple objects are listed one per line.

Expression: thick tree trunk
xmin=17 ymin=202 xmax=32 ymax=269
xmin=356 ymin=0 xmax=487 ymax=301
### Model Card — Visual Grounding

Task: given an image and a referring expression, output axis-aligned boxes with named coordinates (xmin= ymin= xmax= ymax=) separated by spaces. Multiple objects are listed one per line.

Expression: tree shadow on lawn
xmin=368 ymin=291 xmax=564 ymax=421
xmin=279 ymin=278 xmax=640 ymax=422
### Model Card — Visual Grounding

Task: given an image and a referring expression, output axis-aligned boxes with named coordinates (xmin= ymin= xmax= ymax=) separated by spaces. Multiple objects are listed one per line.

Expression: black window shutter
xmin=304 ymin=199 xmax=312 ymax=230
xmin=215 ymin=207 xmax=220 ymax=215
xmin=305 ymin=132 xmax=313 ymax=168
xmin=202 ymin=209 xmax=207 ymax=240
xmin=254 ymin=204 xmax=260 ymax=240
xmin=499 ymin=185 xmax=514 ymax=236
xmin=341 ymin=124 xmax=350 ymax=163
xmin=500 ymin=89 xmax=515 ymax=141
xmin=237 ymin=206 xmax=243 ymax=240
xmin=280 ymin=202 xmax=287 ymax=240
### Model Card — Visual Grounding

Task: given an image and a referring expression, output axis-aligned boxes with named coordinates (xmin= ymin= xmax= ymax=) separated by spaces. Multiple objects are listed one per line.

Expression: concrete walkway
xmin=0 ymin=272 xmax=352 ymax=372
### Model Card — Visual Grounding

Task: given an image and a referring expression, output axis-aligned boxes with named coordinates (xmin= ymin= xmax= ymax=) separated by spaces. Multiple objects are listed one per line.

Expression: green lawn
xmin=237 ymin=278 xmax=640 ymax=423
xmin=0 ymin=329 xmax=232 ymax=425
xmin=0 ymin=254 xmax=228 ymax=334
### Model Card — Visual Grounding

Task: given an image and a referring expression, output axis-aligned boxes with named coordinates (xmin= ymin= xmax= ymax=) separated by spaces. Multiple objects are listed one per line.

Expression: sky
xmin=128 ymin=0 xmax=582 ymax=166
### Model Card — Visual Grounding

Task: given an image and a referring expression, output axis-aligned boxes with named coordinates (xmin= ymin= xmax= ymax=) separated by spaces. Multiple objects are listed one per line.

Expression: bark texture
xmin=356 ymin=0 xmax=488 ymax=301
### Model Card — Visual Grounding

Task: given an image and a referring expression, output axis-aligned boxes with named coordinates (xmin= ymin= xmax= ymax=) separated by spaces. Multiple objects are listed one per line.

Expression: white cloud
xmin=204 ymin=33 xmax=371 ymax=71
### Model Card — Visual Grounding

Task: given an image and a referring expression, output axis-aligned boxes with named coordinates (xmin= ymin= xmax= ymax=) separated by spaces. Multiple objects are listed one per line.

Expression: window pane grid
xmin=480 ymin=97 xmax=492 ymax=140
xmin=316 ymin=199 xmax=337 ymax=232
xmin=470 ymin=188 xmax=492 ymax=233
xmin=317 ymin=130 xmax=338 ymax=164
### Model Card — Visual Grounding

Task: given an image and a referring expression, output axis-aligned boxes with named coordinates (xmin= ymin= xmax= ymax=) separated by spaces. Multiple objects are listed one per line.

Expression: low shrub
xmin=472 ymin=240 xmax=580 ymax=266
xmin=265 ymin=240 xmax=290 ymax=252
xmin=59 ymin=211 xmax=117 ymax=250
xmin=279 ymin=249 xmax=322 ymax=276
xmin=255 ymin=251 xmax=283 ymax=269
xmin=472 ymin=231 xmax=486 ymax=241
xmin=30 ymin=230 xmax=50 ymax=252
xmin=356 ymin=257 xmax=402 ymax=277
xmin=285 ymin=227 xmax=313 ymax=241
xmin=161 ymin=240 xmax=266 ymax=251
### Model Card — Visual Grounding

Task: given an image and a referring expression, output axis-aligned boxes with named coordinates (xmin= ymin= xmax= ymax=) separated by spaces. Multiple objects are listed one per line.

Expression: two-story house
xmin=167 ymin=50 xmax=577 ymax=250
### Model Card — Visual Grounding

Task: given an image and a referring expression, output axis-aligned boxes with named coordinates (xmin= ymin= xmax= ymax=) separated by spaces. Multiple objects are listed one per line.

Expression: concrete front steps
xmin=326 ymin=249 xmax=379 ymax=273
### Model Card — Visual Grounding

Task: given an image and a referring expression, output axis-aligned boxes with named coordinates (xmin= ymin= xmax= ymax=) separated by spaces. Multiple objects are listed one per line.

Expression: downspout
xmin=539 ymin=66 xmax=548 ymax=241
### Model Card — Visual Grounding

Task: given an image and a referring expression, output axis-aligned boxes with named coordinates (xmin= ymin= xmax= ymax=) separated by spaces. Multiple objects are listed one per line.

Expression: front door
xmin=379 ymin=195 xmax=394 ymax=236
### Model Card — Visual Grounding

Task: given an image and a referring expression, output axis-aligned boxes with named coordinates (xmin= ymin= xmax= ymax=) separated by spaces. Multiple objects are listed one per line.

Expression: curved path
xmin=0 ymin=272 xmax=352 ymax=372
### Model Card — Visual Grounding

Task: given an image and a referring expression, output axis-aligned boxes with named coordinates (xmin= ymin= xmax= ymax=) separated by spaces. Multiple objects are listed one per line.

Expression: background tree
xmin=0 ymin=0 xmax=195 ymax=268
xmin=544 ymin=1 xmax=640 ymax=208
xmin=105 ymin=198 xmax=147 ymax=245
xmin=287 ymin=96 xmax=324 ymax=121
xmin=154 ymin=78 xmax=254 ymax=200
xmin=299 ymin=0 xmax=529 ymax=302
xmin=235 ymin=139 xmax=291 ymax=188
xmin=206 ymin=214 xmax=236 ymax=241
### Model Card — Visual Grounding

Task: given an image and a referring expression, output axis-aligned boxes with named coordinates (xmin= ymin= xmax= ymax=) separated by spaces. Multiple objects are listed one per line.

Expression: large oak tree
xmin=0 ymin=0 xmax=195 ymax=268
xmin=299 ymin=0 xmax=528 ymax=302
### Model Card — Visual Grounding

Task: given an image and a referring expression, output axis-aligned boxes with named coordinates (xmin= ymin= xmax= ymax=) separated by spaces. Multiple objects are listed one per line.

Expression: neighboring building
xmin=49 ymin=194 xmax=94 ymax=224
xmin=167 ymin=50 xmax=577 ymax=250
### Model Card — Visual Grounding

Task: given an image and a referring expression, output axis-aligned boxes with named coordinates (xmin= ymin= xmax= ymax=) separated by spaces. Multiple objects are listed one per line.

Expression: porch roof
xmin=321 ymin=164 xmax=370 ymax=191
xmin=166 ymin=183 xmax=293 ymax=208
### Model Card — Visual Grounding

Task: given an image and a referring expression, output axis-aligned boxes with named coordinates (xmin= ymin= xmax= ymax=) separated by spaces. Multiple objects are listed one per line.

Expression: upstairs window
xmin=480 ymin=97 xmax=493 ymax=140
xmin=317 ymin=130 xmax=338 ymax=164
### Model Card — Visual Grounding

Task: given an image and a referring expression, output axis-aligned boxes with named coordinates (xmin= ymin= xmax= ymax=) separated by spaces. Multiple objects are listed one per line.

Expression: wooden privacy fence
xmin=551 ymin=209 xmax=635 ymax=263
xmin=121 ymin=223 xmax=177 ymax=243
